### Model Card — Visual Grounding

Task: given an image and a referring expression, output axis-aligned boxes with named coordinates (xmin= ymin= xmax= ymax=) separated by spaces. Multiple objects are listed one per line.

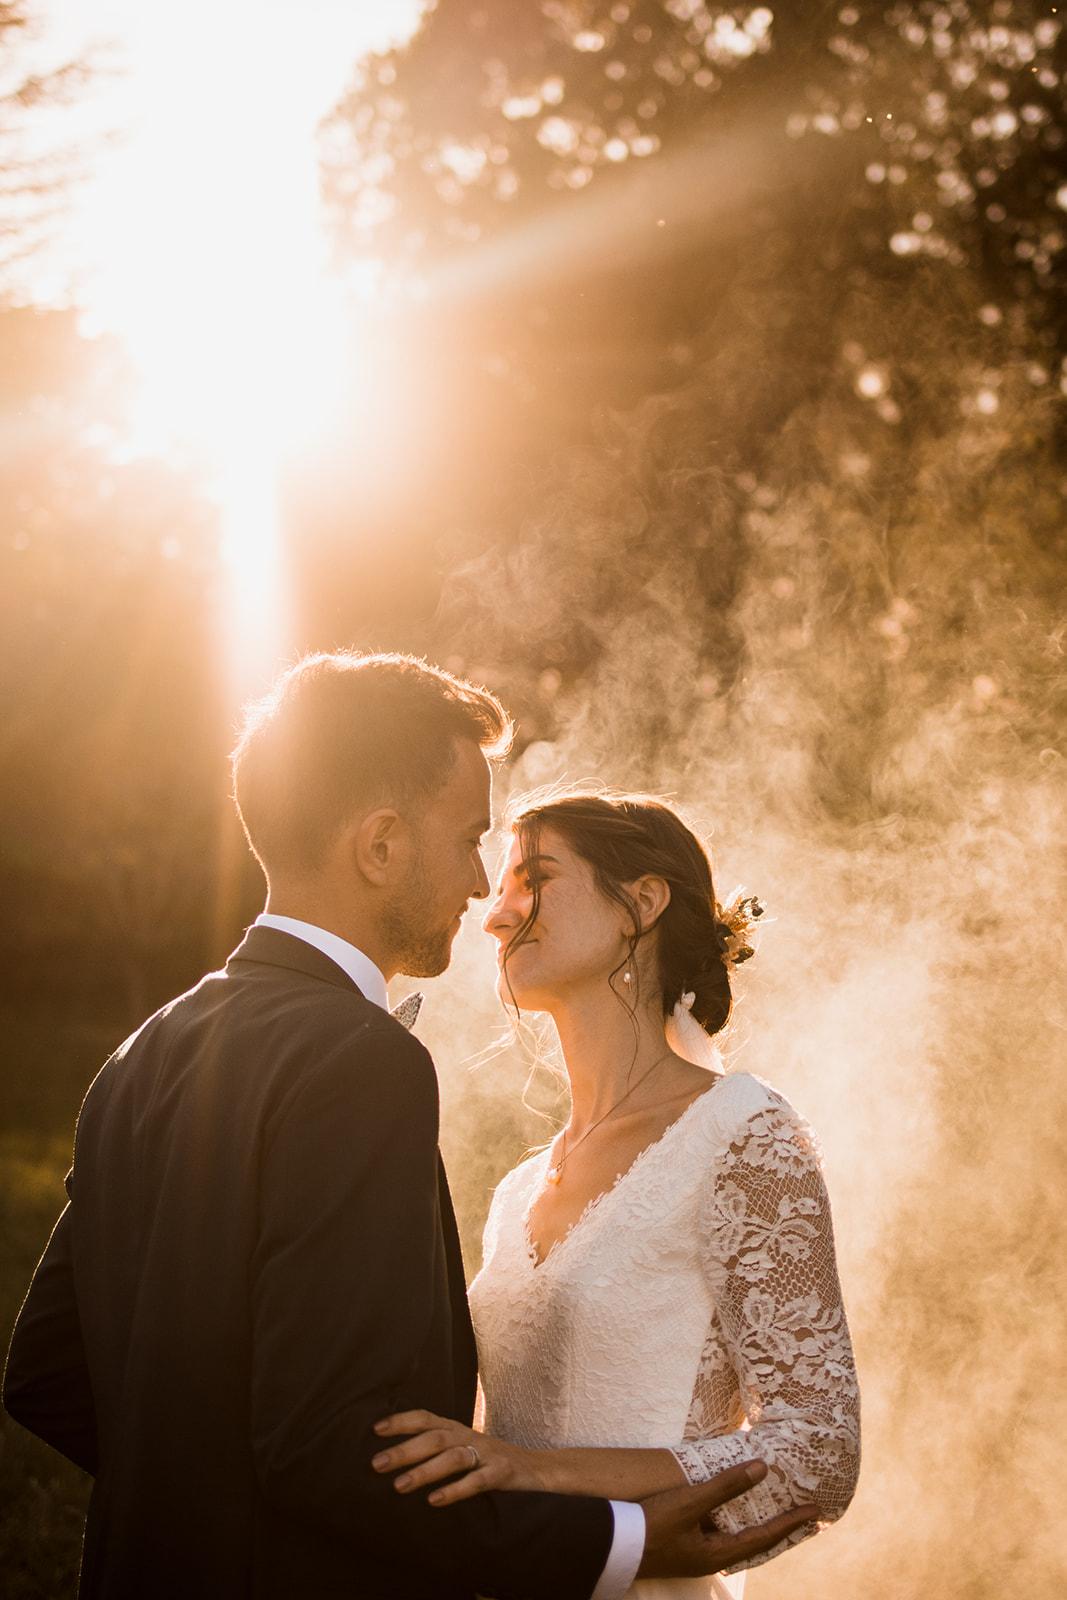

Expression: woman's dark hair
xmin=232 ymin=650 xmax=512 ymax=876
xmin=505 ymin=791 xmax=734 ymax=1040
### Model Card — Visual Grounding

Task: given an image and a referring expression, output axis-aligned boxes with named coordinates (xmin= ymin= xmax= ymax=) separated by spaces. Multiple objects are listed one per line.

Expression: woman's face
xmin=483 ymin=825 xmax=633 ymax=1011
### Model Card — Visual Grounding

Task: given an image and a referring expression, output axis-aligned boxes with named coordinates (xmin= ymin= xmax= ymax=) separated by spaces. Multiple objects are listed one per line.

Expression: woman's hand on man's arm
xmin=372 ymin=1409 xmax=551 ymax=1505
xmin=372 ymin=1409 xmax=689 ymax=1505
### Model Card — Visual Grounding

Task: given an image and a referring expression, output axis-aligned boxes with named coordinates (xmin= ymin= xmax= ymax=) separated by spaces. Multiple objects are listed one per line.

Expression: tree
xmin=0 ymin=309 xmax=229 ymax=1022
xmin=1 ymin=1 xmax=90 ymax=290
xmin=323 ymin=0 xmax=1064 ymax=373
xmin=318 ymin=0 xmax=1064 ymax=771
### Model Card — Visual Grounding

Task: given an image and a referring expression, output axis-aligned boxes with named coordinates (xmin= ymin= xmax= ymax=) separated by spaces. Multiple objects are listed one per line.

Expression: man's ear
xmin=631 ymin=875 xmax=672 ymax=935
xmin=351 ymin=808 xmax=404 ymax=886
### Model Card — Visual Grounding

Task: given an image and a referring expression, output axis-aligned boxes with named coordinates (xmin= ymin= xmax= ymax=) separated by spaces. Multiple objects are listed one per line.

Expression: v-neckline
xmin=521 ymin=1075 xmax=726 ymax=1271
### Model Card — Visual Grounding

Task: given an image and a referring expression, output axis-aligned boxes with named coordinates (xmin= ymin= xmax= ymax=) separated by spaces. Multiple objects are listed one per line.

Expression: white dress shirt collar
xmin=253 ymin=913 xmax=389 ymax=1012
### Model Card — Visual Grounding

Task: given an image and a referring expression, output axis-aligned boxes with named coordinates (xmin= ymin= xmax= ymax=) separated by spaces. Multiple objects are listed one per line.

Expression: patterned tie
xmin=390 ymin=992 xmax=423 ymax=1030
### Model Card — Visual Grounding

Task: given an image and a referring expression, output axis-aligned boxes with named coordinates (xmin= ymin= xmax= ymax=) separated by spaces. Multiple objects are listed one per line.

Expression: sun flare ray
xmin=35 ymin=0 xmax=426 ymax=693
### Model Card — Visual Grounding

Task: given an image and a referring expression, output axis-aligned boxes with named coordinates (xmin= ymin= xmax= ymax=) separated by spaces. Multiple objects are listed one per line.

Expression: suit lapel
xmin=437 ymin=1158 xmax=478 ymax=1410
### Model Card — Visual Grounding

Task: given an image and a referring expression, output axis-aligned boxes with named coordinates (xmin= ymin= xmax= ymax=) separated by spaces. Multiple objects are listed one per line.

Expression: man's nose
xmin=472 ymin=853 xmax=491 ymax=901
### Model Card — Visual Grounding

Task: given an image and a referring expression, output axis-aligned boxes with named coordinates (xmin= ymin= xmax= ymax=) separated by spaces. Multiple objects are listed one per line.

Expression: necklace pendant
xmin=545 ymin=1165 xmax=562 ymax=1185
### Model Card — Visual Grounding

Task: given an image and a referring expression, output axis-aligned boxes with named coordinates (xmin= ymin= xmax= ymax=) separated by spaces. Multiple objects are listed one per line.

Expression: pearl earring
xmin=623 ymin=969 xmax=633 ymax=986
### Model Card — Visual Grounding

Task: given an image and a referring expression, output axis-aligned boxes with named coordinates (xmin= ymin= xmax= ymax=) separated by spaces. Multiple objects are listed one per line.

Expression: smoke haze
xmin=408 ymin=267 xmax=1067 ymax=1598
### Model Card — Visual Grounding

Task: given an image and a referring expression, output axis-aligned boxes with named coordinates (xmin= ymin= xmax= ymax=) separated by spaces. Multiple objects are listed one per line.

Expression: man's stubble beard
xmin=380 ymin=850 xmax=455 ymax=979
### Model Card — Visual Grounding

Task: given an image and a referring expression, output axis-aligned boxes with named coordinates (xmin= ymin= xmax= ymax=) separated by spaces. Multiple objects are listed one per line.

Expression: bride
xmin=373 ymin=792 xmax=861 ymax=1596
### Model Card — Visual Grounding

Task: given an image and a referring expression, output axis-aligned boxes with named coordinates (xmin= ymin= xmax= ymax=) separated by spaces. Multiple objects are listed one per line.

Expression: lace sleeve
xmin=670 ymin=1092 xmax=861 ymax=1570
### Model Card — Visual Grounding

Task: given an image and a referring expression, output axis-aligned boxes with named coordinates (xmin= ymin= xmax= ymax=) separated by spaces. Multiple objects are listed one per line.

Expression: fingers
xmin=427 ymin=1467 xmax=495 ymax=1508
xmin=677 ymin=1458 xmax=768 ymax=1516
xmin=709 ymin=1503 xmax=821 ymax=1567
xmin=372 ymin=1428 xmax=456 ymax=1473
xmin=388 ymin=1446 xmax=481 ymax=1495
xmin=374 ymin=1409 xmax=441 ymax=1437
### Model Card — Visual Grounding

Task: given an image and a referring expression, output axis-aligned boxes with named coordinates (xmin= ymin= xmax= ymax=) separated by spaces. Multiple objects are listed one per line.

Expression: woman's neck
xmin=549 ymin=987 xmax=674 ymax=1132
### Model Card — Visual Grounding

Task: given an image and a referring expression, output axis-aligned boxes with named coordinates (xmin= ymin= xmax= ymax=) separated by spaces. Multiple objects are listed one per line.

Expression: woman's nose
xmin=483 ymin=897 xmax=514 ymax=937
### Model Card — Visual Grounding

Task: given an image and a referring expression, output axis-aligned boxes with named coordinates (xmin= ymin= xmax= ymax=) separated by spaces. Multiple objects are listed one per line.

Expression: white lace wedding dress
xmin=468 ymin=1071 xmax=860 ymax=1600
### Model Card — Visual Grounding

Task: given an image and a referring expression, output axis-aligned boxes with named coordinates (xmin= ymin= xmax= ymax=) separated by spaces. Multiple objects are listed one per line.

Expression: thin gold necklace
xmin=545 ymin=1049 xmax=675 ymax=1186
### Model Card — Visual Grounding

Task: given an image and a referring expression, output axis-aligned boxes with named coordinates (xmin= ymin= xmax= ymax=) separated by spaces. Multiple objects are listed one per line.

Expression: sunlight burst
xmin=47 ymin=0 xmax=425 ymax=691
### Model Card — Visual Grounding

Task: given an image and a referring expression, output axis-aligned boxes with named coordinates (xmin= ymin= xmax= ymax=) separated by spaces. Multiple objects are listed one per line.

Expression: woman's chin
xmin=495 ymin=972 xmax=550 ymax=1013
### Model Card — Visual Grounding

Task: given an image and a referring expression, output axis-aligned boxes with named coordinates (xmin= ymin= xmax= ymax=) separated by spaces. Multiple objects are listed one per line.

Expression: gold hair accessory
xmin=714 ymin=892 xmax=765 ymax=970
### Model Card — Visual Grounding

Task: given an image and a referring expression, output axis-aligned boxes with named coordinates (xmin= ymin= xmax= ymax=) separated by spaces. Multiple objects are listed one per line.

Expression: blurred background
xmin=1 ymin=1 xmax=1064 ymax=1595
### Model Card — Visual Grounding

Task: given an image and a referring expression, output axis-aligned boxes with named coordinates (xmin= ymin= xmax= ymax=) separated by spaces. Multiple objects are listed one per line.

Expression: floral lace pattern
xmin=469 ymin=1073 xmax=860 ymax=1588
xmin=677 ymin=1094 xmax=860 ymax=1565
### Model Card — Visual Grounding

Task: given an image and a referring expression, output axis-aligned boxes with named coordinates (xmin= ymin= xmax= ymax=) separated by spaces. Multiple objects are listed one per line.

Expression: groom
xmin=4 ymin=651 xmax=814 ymax=1599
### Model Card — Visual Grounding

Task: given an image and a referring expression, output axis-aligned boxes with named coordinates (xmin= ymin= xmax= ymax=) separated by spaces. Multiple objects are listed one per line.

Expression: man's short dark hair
xmin=231 ymin=651 xmax=512 ymax=877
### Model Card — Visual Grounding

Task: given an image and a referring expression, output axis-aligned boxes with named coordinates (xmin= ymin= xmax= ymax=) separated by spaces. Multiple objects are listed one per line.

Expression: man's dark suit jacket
xmin=3 ymin=926 xmax=614 ymax=1599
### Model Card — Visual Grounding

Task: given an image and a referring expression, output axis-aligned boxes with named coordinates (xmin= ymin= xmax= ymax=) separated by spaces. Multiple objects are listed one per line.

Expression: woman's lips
xmin=498 ymin=938 xmax=536 ymax=965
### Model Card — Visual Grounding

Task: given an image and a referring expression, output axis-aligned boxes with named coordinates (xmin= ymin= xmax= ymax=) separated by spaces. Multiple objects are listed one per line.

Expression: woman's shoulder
xmin=709 ymin=1067 xmax=785 ymax=1117
xmin=705 ymin=1070 xmax=821 ymax=1152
